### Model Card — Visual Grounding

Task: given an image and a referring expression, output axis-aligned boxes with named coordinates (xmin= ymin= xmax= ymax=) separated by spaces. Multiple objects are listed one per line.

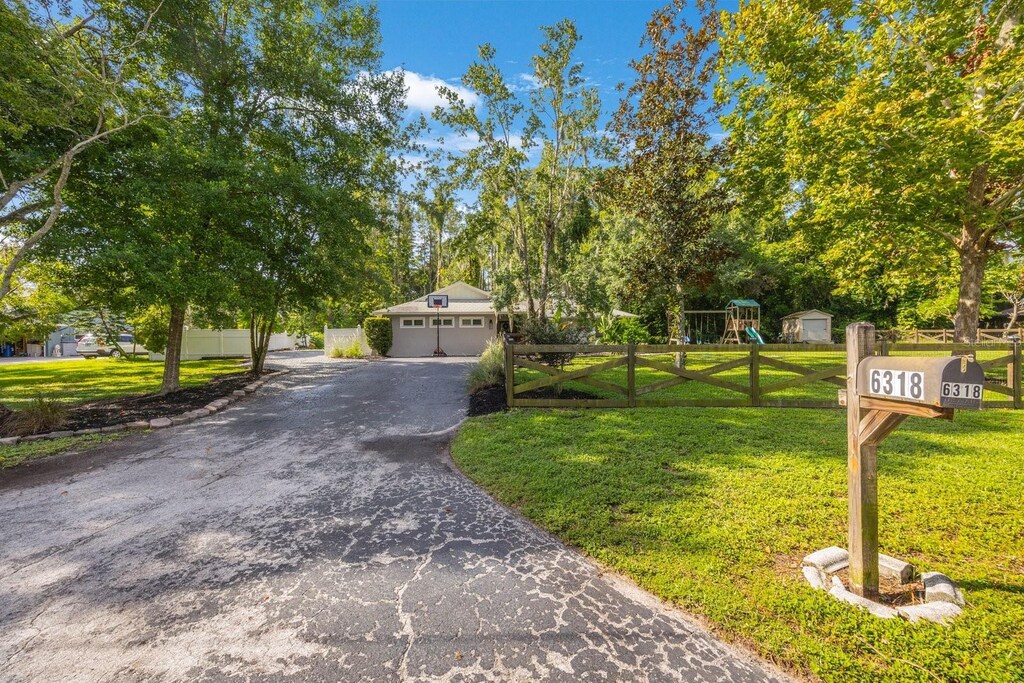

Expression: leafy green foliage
xmin=596 ymin=317 xmax=652 ymax=345
xmin=131 ymin=305 xmax=169 ymax=354
xmin=719 ymin=1 xmax=1024 ymax=341
xmin=363 ymin=316 xmax=393 ymax=356
xmin=521 ymin=317 xmax=587 ymax=369
xmin=453 ymin=407 xmax=1024 ymax=681
xmin=467 ymin=338 xmax=506 ymax=393
xmin=328 ymin=339 xmax=364 ymax=359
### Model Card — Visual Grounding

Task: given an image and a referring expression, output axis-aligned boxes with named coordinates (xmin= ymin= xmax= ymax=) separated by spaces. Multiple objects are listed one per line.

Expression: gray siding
xmin=387 ymin=315 xmax=497 ymax=357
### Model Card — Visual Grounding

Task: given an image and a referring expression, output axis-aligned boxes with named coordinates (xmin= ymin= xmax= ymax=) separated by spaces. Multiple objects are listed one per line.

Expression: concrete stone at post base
xmin=923 ymin=572 xmax=965 ymax=606
xmin=803 ymin=546 xmax=849 ymax=574
xmin=898 ymin=602 xmax=962 ymax=625
xmin=879 ymin=553 xmax=915 ymax=584
xmin=828 ymin=583 xmax=900 ymax=619
xmin=149 ymin=417 xmax=173 ymax=429
xmin=802 ymin=565 xmax=828 ymax=591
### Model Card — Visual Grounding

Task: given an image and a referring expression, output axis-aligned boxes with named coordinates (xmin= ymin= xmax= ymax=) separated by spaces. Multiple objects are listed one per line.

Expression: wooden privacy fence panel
xmin=504 ymin=342 xmax=1022 ymax=410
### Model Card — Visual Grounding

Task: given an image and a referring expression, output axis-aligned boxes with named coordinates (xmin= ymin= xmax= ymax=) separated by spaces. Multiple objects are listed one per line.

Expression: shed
xmin=781 ymin=309 xmax=833 ymax=343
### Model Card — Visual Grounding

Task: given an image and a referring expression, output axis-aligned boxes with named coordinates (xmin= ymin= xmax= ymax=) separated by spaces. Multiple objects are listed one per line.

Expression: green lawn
xmin=451 ymin=407 xmax=1024 ymax=682
xmin=513 ymin=348 xmax=1016 ymax=404
xmin=0 ymin=358 xmax=246 ymax=409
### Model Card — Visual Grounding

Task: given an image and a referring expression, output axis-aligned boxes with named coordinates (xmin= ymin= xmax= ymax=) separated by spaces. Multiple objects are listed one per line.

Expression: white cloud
xmin=415 ymin=131 xmax=527 ymax=153
xmin=516 ymin=72 xmax=541 ymax=90
xmin=395 ymin=71 xmax=479 ymax=112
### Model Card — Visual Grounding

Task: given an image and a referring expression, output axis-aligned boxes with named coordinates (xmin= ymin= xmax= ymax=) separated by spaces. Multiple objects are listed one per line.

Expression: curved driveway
xmin=0 ymin=353 xmax=787 ymax=682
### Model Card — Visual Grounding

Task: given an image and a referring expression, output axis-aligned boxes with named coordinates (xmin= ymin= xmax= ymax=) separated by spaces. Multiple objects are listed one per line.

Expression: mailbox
xmin=856 ymin=356 xmax=985 ymax=410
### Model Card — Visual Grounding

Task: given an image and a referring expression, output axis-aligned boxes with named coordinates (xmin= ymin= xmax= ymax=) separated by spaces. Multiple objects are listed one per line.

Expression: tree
xmin=436 ymin=19 xmax=604 ymax=320
xmin=611 ymin=0 xmax=732 ymax=340
xmin=57 ymin=0 xmax=402 ymax=389
xmin=990 ymin=255 xmax=1024 ymax=332
xmin=0 ymin=0 xmax=161 ymax=302
xmin=720 ymin=1 xmax=1024 ymax=341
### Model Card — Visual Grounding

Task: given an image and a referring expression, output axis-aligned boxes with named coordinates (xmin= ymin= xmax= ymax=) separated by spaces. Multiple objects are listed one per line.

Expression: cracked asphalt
xmin=0 ymin=352 xmax=788 ymax=682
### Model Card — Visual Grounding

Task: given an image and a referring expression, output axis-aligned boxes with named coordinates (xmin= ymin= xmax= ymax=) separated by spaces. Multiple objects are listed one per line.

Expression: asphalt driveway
xmin=0 ymin=353 xmax=787 ymax=682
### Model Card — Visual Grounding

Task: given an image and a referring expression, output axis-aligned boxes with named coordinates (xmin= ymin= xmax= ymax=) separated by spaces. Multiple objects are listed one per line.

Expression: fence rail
xmin=505 ymin=342 xmax=1022 ymax=410
xmin=881 ymin=328 xmax=1023 ymax=343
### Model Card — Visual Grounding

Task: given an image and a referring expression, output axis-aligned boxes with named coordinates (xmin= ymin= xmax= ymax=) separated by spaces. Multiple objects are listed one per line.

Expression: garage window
xmin=429 ymin=317 xmax=455 ymax=328
xmin=400 ymin=318 xmax=425 ymax=329
xmin=461 ymin=317 xmax=484 ymax=328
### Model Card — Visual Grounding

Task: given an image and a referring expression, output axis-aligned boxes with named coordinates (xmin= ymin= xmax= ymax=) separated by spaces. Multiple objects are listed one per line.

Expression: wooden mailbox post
xmin=842 ymin=322 xmax=984 ymax=599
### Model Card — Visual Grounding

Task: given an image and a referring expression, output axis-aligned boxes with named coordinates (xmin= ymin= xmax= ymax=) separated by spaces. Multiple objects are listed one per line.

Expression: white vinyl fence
xmin=149 ymin=329 xmax=298 ymax=361
xmin=324 ymin=326 xmax=370 ymax=355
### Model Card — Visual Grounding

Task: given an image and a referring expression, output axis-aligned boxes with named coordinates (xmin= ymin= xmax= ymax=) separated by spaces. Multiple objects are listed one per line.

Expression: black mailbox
xmin=857 ymin=356 xmax=985 ymax=410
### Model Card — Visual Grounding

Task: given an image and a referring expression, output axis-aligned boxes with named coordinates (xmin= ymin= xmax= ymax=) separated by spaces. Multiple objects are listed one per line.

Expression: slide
xmin=745 ymin=326 xmax=765 ymax=345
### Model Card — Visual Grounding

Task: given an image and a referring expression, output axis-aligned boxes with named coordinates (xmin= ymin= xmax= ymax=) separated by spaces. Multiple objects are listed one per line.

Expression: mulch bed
xmin=0 ymin=371 xmax=260 ymax=437
xmin=467 ymin=384 xmax=602 ymax=417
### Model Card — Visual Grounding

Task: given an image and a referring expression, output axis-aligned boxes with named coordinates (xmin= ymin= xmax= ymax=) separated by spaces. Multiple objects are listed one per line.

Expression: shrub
xmin=308 ymin=331 xmax=324 ymax=349
xmin=467 ymin=338 xmax=506 ymax=394
xmin=7 ymin=398 xmax=68 ymax=436
xmin=521 ymin=317 xmax=587 ymax=370
xmin=597 ymin=316 xmax=652 ymax=345
xmin=363 ymin=316 xmax=392 ymax=356
xmin=328 ymin=339 xmax=363 ymax=359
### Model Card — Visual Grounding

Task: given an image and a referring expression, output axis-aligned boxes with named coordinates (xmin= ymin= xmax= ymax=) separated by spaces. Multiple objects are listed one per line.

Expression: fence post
xmin=504 ymin=341 xmax=514 ymax=408
xmin=1012 ymin=341 xmax=1022 ymax=410
xmin=749 ymin=344 xmax=760 ymax=407
xmin=627 ymin=343 xmax=636 ymax=408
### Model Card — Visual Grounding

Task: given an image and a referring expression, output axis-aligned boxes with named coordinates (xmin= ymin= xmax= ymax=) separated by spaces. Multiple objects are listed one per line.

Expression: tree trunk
xmin=953 ymin=243 xmax=986 ymax=343
xmin=249 ymin=312 xmax=274 ymax=376
xmin=160 ymin=305 xmax=186 ymax=394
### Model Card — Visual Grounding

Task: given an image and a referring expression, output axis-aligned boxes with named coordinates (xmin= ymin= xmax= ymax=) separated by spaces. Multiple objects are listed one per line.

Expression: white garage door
xmin=802 ymin=318 xmax=829 ymax=342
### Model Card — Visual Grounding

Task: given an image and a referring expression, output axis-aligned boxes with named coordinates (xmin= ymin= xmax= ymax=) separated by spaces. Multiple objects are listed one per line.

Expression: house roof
xmin=373 ymin=281 xmax=496 ymax=316
xmin=781 ymin=309 xmax=833 ymax=320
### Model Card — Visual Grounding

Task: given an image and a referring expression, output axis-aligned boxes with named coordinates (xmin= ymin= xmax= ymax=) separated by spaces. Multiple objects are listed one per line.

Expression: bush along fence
xmin=504 ymin=342 xmax=1023 ymax=410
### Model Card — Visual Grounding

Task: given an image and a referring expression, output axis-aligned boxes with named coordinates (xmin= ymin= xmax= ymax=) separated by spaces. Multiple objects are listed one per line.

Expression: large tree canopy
xmin=719 ymin=0 xmax=1024 ymax=341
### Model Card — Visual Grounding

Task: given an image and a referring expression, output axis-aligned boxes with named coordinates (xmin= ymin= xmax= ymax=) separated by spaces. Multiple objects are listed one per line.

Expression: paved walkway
xmin=0 ymin=353 xmax=787 ymax=682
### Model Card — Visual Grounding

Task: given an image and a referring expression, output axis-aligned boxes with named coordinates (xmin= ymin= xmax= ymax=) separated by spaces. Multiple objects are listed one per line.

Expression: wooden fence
xmin=504 ymin=342 xmax=1023 ymax=410
xmin=884 ymin=328 xmax=1023 ymax=343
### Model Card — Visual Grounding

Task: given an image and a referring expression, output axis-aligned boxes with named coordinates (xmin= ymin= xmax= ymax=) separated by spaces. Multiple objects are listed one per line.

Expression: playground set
xmin=683 ymin=299 xmax=765 ymax=345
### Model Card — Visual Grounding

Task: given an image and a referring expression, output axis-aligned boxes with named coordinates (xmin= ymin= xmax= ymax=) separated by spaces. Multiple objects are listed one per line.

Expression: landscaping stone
xmin=232 ymin=390 xmax=246 ymax=397
xmin=802 ymin=565 xmax=828 ymax=591
xmin=879 ymin=553 xmax=915 ymax=584
xmin=203 ymin=404 xmax=220 ymax=412
xmin=44 ymin=431 xmax=74 ymax=440
xmin=923 ymin=572 xmax=965 ymax=606
xmin=243 ymin=385 xmax=257 ymax=393
xmin=100 ymin=424 xmax=127 ymax=433
xmin=149 ymin=417 xmax=172 ymax=429
xmin=0 ymin=436 xmax=21 ymax=446
xmin=898 ymin=602 xmax=962 ymax=625
xmin=126 ymin=421 xmax=150 ymax=429
xmin=21 ymin=434 xmax=49 ymax=442
xmin=170 ymin=415 xmax=191 ymax=426
xmin=74 ymin=428 xmax=102 ymax=436
xmin=828 ymin=583 xmax=900 ymax=619
xmin=803 ymin=546 xmax=849 ymax=573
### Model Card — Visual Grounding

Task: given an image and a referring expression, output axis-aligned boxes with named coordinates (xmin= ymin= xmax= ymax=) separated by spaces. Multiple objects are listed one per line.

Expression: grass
xmin=467 ymin=338 xmax=505 ymax=393
xmin=513 ymin=348 xmax=1017 ymax=404
xmin=0 ymin=433 xmax=128 ymax=469
xmin=0 ymin=357 xmax=246 ymax=410
xmin=451 ymin=406 xmax=1024 ymax=682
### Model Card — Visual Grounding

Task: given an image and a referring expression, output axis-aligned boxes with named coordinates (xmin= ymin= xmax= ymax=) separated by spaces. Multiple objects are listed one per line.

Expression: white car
xmin=76 ymin=333 xmax=150 ymax=359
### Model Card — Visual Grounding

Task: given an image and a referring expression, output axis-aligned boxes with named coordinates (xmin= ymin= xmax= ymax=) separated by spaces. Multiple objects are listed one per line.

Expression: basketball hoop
xmin=428 ymin=294 xmax=449 ymax=356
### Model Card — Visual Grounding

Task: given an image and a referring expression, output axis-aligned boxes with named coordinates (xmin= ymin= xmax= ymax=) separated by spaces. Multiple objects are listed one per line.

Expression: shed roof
xmin=727 ymin=299 xmax=760 ymax=308
xmin=372 ymin=281 xmax=496 ymax=316
xmin=781 ymin=309 xmax=833 ymax=320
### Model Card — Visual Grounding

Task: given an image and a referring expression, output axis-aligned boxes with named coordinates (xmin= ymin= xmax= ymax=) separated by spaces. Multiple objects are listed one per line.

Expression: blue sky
xmin=375 ymin=0 xmax=732 ymax=157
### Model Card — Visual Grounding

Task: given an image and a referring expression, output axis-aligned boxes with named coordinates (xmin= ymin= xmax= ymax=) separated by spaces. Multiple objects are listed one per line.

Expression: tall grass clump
xmin=467 ymin=338 xmax=506 ymax=393
xmin=7 ymin=397 xmax=68 ymax=436
xmin=328 ymin=339 xmax=363 ymax=359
